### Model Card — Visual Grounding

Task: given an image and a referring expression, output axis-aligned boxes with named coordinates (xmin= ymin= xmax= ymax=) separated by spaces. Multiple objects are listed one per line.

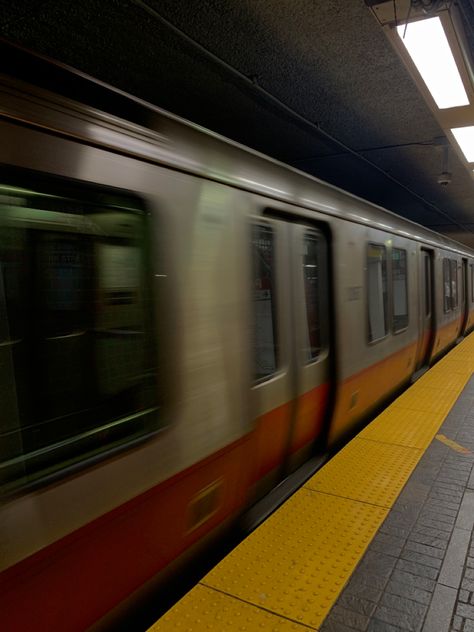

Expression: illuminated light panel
xmin=451 ymin=126 xmax=474 ymax=162
xmin=397 ymin=17 xmax=469 ymax=109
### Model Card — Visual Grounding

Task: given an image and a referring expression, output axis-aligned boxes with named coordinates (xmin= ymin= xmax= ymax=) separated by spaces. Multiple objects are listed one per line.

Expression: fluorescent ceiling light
xmin=451 ymin=126 xmax=474 ymax=162
xmin=397 ymin=17 xmax=469 ymax=109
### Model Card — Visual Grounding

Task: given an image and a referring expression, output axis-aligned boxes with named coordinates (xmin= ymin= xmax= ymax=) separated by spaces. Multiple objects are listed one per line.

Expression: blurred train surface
xmin=1 ymin=44 xmax=474 ymax=631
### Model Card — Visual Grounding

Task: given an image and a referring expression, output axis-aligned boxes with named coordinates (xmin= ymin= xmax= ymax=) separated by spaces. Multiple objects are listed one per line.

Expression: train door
xmin=460 ymin=258 xmax=469 ymax=337
xmin=250 ymin=217 xmax=330 ymax=493
xmin=415 ymin=248 xmax=434 ymax=370
xmin=287 ymin=224 xmax=330 ymax=472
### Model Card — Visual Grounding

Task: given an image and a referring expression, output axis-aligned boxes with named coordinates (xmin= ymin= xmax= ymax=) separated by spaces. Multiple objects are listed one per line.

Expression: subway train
xmin=1 ymin=51 xmax=474 ymax=632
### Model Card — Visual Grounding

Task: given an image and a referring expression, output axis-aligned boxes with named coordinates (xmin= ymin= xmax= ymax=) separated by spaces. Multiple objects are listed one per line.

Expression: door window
xmin=367 ymin=244 xmax=388 ymax=342
xmin=302 ymin=232 xmax=321 ymax=361
xmin=443 ymin=257 xmax=458 ymax=312
xmin=424 ymin=254 xmax=431 ymax=317
xmin=392 ymin=248 xmax=408 ymax=332
xmin=252 ymin=223 xmax=278 ymax=381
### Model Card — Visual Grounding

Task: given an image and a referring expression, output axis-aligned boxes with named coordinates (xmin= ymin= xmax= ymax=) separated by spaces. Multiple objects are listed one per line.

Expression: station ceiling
xmin=2 ymin=0 xmax=474 ymax=246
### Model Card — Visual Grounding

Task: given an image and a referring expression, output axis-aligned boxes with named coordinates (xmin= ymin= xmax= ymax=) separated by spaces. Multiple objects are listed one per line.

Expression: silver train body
xmin=0 ymin=68 xmax=473 ymax=631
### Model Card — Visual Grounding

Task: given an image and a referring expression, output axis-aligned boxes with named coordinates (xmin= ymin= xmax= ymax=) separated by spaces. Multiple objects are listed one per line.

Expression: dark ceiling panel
xmin=1 ymin=0 xmax=473 ymax=244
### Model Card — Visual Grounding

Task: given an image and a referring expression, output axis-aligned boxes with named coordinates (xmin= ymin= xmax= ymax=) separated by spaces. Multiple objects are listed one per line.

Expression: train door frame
xmin=249 ymin=216 xmax=294 ymax=498
xmin=459 ymin=258 xmax=469 ymax=338
xmin=286 ymin=222 xmax=331 ymax=473
xmin=415 ymin=247 xmax=435 ymax=371
xmin=249 ymin=209 xmax=333 ymax=499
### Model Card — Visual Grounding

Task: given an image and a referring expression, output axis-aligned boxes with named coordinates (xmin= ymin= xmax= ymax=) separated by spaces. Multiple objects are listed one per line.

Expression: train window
xmin=392 ymin=248 xmax=408 ymax=332
xmin=302 ymin=232 xmax=321 ymax=361
xmin=443 ymin=257 xmax=459 ymax=312
xmin=367 ymin=244 xmax=388 ymax=342
xmin=0 ymin=175 xmax=160 ymax=493
xmin=451 ymin=259 xmax=458 ymax=309
xmin=252 ymin=223 xmax=278 ymax=380
xmin=424 ymin=254 xmax=431 ymax=317
xmin=443 ymin=258 xmax=451 ymax=312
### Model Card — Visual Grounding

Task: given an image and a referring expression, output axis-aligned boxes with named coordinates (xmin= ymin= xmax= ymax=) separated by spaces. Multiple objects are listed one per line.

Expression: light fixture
xmin=451 ymin=126 xmax=474 ymax=163
xmin=396 ymin=16 xmax=469 ymax=110
xmin=368 ymin=1 xmax=474 ymax=188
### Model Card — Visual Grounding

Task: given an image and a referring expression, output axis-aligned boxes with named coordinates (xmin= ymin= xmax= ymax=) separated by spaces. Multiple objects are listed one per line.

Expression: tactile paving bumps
xmin=202 ymin=490 xmax=387 ymax=630
xmin=359 ymin=407 xmax=446 ymax=450
xmin=418 ymin=369 xmax=469 ymax=393
xmin=150 ymin=584 xmax=307 ymax=631
xmin=304 ymin=437 xmax=421 ymax=507
xmin=426 ymin=356 xmax=474 ymax=377
xmin=391 ymin=385 xmax=458 ymax=416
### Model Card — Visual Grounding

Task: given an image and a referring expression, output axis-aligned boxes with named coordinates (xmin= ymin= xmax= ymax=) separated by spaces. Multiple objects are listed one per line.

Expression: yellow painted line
xmin=149 ymin=334 xmax=474 ymax=632
xmin=435 ymin=434 xmax=472 ymax=454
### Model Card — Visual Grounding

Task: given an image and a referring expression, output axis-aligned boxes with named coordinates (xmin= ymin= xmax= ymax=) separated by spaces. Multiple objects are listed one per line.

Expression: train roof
xmin=1 ymin=38 xmax=473 ymax=258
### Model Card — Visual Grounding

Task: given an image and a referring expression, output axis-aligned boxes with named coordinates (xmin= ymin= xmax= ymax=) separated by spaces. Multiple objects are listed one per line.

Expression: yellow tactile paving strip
xmin=304 ymin=438 xmax=421 ymax=507
xmin=202 ymin=492 xmax=387 ymax=629
xmin=149 ymin=334 xmax=474 ymax=632
xmin=359 ymin=407 xmax=446 ymax=449
xmin=151 ymin=585 xmax=308 ymax=631
xmin=390 ymin=385 xmax=460 ymax=416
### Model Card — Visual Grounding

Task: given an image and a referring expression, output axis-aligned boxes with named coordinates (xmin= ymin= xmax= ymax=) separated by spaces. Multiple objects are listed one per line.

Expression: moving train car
xmin=1 ymin=50 xmax=474 ymax=631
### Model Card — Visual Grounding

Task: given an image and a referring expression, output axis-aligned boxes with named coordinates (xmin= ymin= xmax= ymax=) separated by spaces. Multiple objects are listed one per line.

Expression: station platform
xmin=149 ymin=334 xmax=474 ymax=632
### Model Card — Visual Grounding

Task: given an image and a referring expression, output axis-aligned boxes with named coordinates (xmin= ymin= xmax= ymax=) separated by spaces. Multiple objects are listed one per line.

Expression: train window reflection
xmin=303 ymin=232 xmax=321 ymax=361
xmin=443 ymin=258 xmax=451 ymax=312
xmin=367 ymin=244 xmax=388 ymax=342
xmin=451 ymin=259 xmax=458 ymax=309
xmin=424 ymin=254 xmax=431 ymax=317
xmin=392 ymin=248 xmax=408 ymax=332
xmin=443 ymin=257 xmax=458 ymax=312
xmin=252 ymin=223 xmax=278 ymax=380
xmin=0 ymin=175 xmax=159 ymax=492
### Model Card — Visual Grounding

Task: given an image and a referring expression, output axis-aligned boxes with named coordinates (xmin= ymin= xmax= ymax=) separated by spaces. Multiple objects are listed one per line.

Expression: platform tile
xmin=391 ymin=386 xmax=459 ymax=416
xmin=427 ymin=359 xmax=474 ymax=378
xmin=202 ymin=489 xmax=387 ymax=630
xmin=304 ymin=438 xmax=422 ymax=508
xmin=149 ymin=584 xmax=308 ymax=631
xmin=358 ymin=407 xmax=446 ymax=450
xmin=417 ymin=370 xmax=469 ymax=393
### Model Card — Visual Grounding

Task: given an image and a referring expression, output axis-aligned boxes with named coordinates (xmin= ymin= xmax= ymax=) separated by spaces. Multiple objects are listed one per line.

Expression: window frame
xmin=366 ymin=242 xmax=389 ymax=344
xmin=302 ymin=229 xmax=324 ymax=364
xmin=0 ymin=170 xmax=162 ymax=496
xmin=443 ymin=256 xmax=459 ymax=313
xmin=391 ymin=247 xmax=409 ymax=334
xmin=450 ymin=258 xmax=458 ymax=310
xmin=424 ymin=253 xmax=432 ymax=318
xmin=443 ymin=257 xmax=451 ymax=313
xmin=251 ymin=221 xmax=280 ymax=384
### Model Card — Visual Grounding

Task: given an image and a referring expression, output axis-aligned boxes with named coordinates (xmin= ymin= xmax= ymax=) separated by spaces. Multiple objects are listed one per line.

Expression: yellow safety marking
xmin=391 ymin=385 xmax=459 ymax=416
xmin=417 ymin=370 xmax=469 ymax=393
xmin=150 ymin=334 xmax=474 ymax=632
xmin=358 ymin=407 xmax=446 ymax=450
xmin=428 ymin=360 xmax=474 ymax=378
xmin=304 ymin=438 xmax=421 ymax=507
xmin=149 ymin=584 xmax=308 ymax=631
xmin=435 ymin=434 xmax=472 ymax=454
xmin=202 ymin=490 xmax=387 ymax=631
